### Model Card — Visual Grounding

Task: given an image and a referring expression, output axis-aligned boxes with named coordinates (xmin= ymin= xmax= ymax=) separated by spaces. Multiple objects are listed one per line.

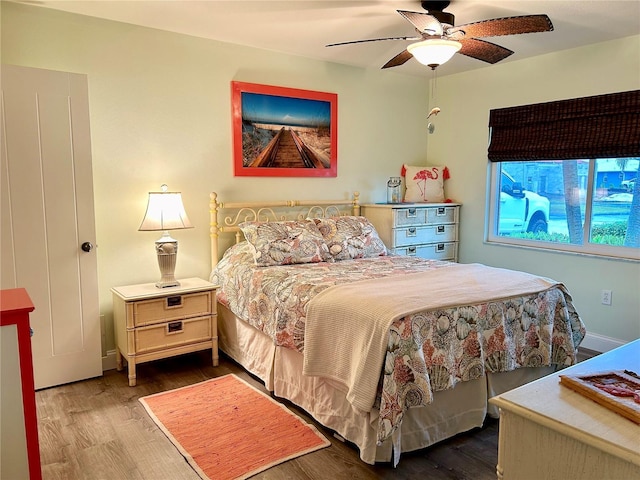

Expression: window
xmin=486 ymin=91 xmax=639 ymax=260
xmin=488 ymin=159 xmax=639 ymax=260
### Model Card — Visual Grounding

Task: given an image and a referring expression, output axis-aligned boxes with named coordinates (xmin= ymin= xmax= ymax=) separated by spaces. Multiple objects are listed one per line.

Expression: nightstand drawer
xmin=135 ymin=315 xmax=212 ymax=354
xmin=392 ymin=242 xmax=457 ymax=260
xmin=132 ymin=291 xmax=212 ymax=326
xmin=393 ymin=224 xmax=457 ymax=247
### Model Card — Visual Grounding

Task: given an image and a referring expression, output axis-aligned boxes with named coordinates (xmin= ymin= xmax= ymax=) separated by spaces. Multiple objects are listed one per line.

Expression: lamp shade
xmin=407 ymin=38 xmax=462 ymax=68
xmin=139 ymin=189 xmax=193 ymax=231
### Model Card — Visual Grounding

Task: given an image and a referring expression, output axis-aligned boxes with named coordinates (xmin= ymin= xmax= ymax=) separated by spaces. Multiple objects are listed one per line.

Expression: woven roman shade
xmin=488 ymin=90 xmax=640 ymax=162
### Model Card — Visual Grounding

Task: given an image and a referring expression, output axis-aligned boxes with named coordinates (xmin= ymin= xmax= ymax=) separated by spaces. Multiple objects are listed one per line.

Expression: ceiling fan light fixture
xmin=407 ymin=38 xmax=462 ymax=68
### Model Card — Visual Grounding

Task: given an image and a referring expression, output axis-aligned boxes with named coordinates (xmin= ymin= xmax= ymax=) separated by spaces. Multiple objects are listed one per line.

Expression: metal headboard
xmin=209 ymin=192 xmax=360 ymax=270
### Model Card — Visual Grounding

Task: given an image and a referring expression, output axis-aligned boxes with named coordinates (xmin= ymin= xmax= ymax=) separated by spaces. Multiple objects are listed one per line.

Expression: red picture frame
xmin=232 ymin=81 xmax=337 ymax=177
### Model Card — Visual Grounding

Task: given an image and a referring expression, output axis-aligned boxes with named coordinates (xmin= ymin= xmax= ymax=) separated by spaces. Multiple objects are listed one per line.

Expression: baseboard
xmin=99 ymin=333 xmax=625 ymax=372
xmin=102 ymin=349 xmax=117 ymax=372
xmin=579 ymin=332 xmax=626 ymax=354
xmin=576 ymin=347 xmax=599 ymax=363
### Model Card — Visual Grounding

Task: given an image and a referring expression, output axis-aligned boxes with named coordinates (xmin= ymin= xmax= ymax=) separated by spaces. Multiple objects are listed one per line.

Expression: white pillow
xmin=402 ymin=164 xmax=449 ymax=203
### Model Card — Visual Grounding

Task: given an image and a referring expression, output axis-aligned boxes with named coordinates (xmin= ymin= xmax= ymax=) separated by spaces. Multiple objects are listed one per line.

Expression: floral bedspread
xmin=211 ymin=242 xmax=586 ymax=444
xmin=212 ymin=242 xmax=456 ymax=351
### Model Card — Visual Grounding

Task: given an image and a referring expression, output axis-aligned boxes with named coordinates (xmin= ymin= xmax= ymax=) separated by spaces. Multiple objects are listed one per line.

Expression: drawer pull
xmin=167 ymin=296 xmax=182 ymax=308
xmin=437 ymin=225 xmax=445 ymax=234
xmin=407 ymin=246 xmax=417 ymax=256
xmin=167 ymin=321 xmax=183 ymax=333
xmin=407 ymin=208 xmax=417 ymax=217
xmin=437 ymin=243 xmax=445 ymax=252
xmin=437 ymin=207 xmax=446 ymax=216
xmin=407 ymin=227 xmax=417 ymax=237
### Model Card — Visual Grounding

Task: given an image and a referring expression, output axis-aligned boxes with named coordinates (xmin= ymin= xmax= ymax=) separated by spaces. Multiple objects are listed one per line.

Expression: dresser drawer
xmin=132 ymin=291 xmax=212 ymax=326
xmin=393 ymin=207 xmax=427 ymax=226
xmin=392 ymin=206 xmax=458 ymax=227
xmin=424 ymin=206 xmax=458 ymax=225
xmin=135 ymin=315 xmax=212 ymax=354
xmin=392 ymin=242 xmax=457 ymax=261
xmin=393 ymin=224 xmax=457 ymax=247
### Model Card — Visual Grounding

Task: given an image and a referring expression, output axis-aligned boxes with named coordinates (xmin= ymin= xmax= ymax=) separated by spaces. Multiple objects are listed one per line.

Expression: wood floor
xmin=36 ymin=351 xmax=499 ymax=480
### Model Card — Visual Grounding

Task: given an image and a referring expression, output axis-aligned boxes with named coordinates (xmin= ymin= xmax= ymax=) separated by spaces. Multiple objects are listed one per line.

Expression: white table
xmin=490 ymin=339 xmax=640 ymax=480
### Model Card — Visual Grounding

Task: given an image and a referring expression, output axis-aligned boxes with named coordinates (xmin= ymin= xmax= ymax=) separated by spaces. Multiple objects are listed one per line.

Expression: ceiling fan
xmin=326 ymin=1 xmax=554 ymax=69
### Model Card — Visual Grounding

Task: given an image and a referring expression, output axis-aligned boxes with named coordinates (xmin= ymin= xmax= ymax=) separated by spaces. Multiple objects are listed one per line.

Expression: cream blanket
xmin=302 ymin=262 xmax=559 ymax=413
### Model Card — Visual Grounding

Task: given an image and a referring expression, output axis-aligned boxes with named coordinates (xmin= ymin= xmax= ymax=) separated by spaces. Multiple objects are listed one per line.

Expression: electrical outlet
xmin=601 ymin=289 xmax=612 ymax=306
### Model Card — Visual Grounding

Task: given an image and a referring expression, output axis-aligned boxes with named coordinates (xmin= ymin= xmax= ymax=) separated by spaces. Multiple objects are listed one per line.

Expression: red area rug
xmin=139 ymin=374 xmax=330 ymax=480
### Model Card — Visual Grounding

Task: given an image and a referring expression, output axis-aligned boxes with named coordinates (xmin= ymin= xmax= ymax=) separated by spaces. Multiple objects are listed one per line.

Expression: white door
xmin=1 ymin=64 xmax=102 ymax=389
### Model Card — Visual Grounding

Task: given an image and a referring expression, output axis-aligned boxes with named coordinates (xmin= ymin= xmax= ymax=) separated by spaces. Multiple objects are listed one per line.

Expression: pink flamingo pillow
xmin=401 ymin=164 xmax=450 ymax=203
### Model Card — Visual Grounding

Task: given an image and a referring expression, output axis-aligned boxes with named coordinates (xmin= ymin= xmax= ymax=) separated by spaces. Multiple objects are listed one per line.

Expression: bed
xmin=208 ymin=192 xmax=586 ymax=466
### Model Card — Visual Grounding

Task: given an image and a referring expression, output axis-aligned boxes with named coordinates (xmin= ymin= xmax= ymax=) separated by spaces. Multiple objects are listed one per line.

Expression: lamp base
xmin=155 ymin=234 xmax=180 ymax=288
xmin=155 ymin=278 xmax=180 ymax=289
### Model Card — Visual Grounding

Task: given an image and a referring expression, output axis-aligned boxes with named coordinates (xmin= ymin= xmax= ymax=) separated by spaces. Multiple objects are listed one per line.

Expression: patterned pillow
xmin=313 ymin=216 xmax=387 ymax=260
xmin=402 ymin=164 xmax=450 ymax=203
xmin=239 ymin=220 xmax=332 ymax=266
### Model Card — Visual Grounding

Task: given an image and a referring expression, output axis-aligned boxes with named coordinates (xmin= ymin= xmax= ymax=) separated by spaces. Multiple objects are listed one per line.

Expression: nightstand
xmin=112 ymin=278 xmax=218 ymax=386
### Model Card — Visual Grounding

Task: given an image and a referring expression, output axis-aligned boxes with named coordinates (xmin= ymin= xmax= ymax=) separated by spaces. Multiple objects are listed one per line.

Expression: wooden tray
xmin=559 ymin=370 xmax=640 ymax=424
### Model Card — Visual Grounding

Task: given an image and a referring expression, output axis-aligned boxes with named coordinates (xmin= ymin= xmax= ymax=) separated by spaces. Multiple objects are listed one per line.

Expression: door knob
xmin=81 ymin=242 xmax=93 ymax=252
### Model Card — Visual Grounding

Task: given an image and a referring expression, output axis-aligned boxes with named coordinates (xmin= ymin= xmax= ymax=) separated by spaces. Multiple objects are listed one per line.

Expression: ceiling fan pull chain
xmin=428 ymin=68 xmax=439 ymax=134
xmin=431 ymin=66 xmax=438 ymax=102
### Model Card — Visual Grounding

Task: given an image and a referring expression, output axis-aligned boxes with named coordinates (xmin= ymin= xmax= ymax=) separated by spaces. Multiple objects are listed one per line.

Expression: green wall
xmin=430 ymin=35 xmax=640 ymax=348
xmin=2 ymin=2 xmax=639 ymax=358
xmin=2 ymin=2 xmax=431 ymax=357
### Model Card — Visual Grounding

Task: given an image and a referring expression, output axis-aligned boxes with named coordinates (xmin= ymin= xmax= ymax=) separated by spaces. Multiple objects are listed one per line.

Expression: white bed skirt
xmin=217 ymin=303 xmax=553 ymax=465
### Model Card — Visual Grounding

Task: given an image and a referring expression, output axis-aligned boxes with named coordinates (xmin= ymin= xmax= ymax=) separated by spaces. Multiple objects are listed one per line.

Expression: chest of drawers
xmin=362 ymin=203 xmax=460 ymax=261
xmin=490 ymin=340 xmax=640 ymax=480
xmin=112 ymin=277 xmax=218 ymax=386
xmin=1 ymin=288 xmax=41 ymax=480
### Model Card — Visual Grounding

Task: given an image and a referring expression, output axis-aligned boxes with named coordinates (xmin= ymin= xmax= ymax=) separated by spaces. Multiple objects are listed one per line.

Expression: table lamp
xmin=139 ymin=184 xmax=193 ymax=288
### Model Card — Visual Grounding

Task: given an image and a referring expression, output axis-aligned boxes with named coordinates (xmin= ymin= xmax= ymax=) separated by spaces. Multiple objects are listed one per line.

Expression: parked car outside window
xmin=498 ymin=171 xmax=549 ymax=235
xmin=622 ymin=177 xmax=636 ymax=192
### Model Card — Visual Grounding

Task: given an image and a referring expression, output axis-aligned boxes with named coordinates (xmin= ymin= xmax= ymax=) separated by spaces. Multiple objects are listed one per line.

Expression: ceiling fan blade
xmin=397 ymin=10 xmax=443 ymax=35
xmin=450 ymin=14 xmax=553 ymax=39
xmin=458 ymin=38 xmax=514 ymax=64
xmin=326 ymin=36 xmax=420 ymax=47
xmin=382 ymin=49 xmax=413 ymax=69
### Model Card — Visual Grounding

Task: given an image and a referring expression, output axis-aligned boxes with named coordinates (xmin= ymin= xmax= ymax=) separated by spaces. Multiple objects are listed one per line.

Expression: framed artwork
xmin=232 ymin=81 xmax=337 ymax=177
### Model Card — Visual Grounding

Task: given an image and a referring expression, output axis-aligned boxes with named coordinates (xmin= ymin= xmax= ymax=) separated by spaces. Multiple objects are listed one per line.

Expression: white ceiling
xmin=14 ymin=0 xmax=640 ymax=77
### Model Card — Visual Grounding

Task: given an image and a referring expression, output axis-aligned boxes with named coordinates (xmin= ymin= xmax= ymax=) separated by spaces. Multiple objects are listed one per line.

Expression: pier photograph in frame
xmin=232 ymin=81 xmax=337 ymax=177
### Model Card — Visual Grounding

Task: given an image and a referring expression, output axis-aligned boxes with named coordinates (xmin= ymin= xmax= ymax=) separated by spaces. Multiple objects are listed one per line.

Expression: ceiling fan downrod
xmin=421 ymin=0 xmax=455 ymax=27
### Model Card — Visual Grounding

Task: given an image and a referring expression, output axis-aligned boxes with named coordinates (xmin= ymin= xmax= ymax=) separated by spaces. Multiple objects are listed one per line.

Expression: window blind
xmin=487 ymin=90 xmax=640 ymax=162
